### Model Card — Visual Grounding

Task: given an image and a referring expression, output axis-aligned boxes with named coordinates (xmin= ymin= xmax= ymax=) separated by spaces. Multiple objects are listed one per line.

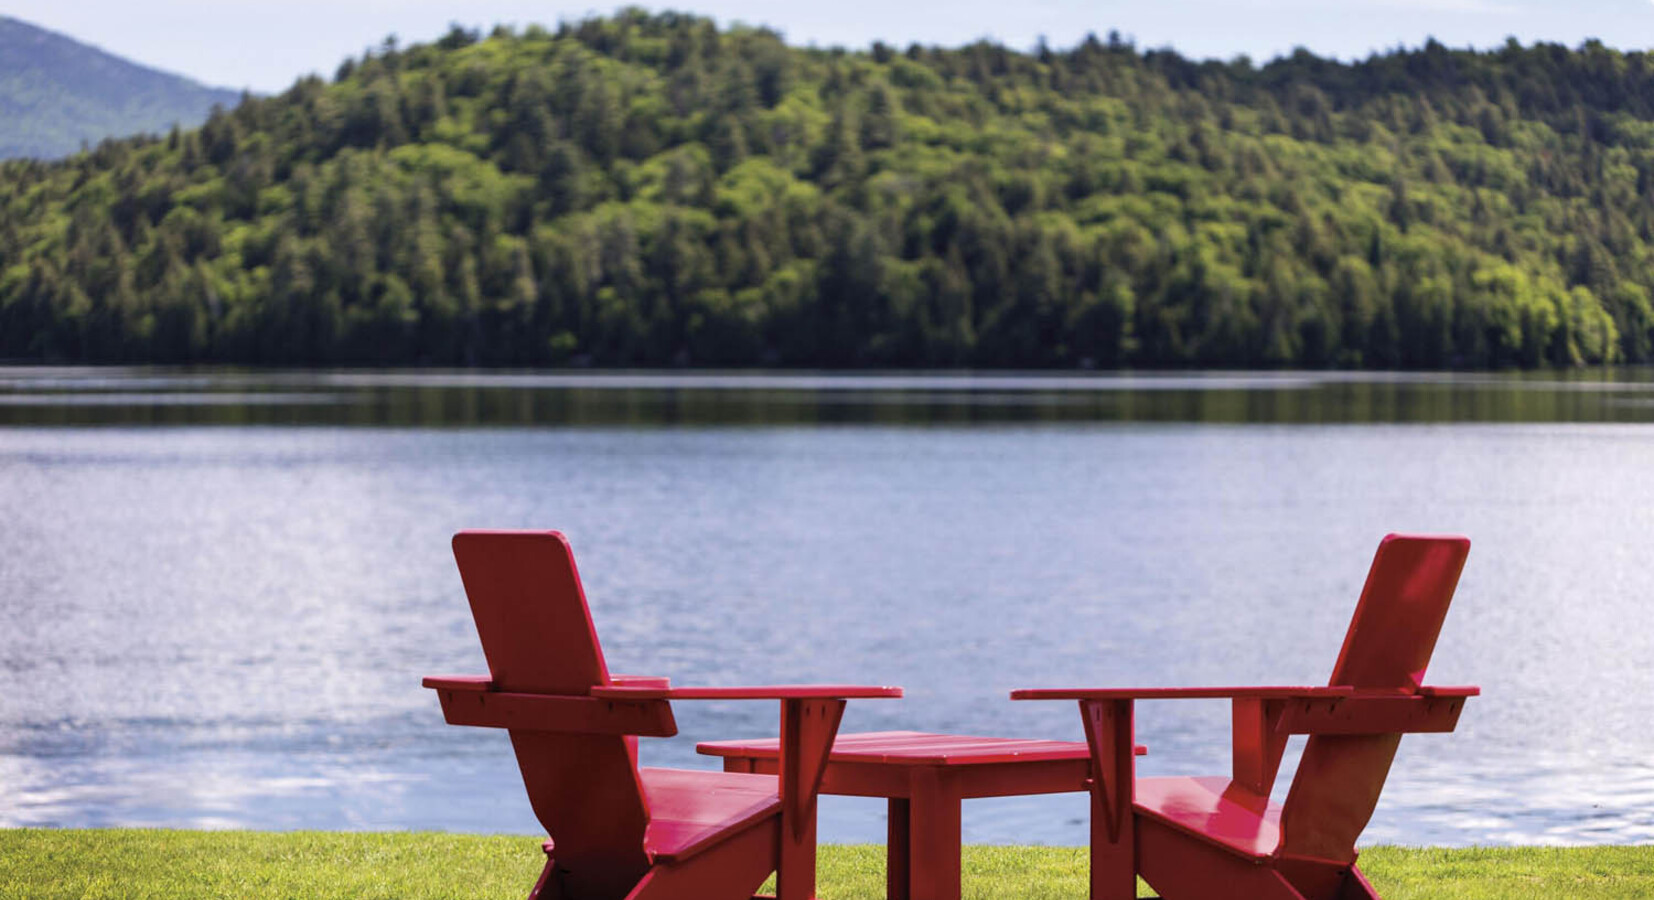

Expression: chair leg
xmin=1277 ymin=854 xmax=1382 ymax=900
xmin=1080 ymin=699 xmax=1137 ymax=900
xmin=1336 ymin=865 xmax=1382 ymax=900
xmin=776 ymin=805 xmax=820 ymax=900
xmin=776 ymin=698 xmax=846 ymax=900
xmin=527 ymin=845 xmax=561 ymax=900
xmin=1089 ymin=785 xmax=1134 ymax=900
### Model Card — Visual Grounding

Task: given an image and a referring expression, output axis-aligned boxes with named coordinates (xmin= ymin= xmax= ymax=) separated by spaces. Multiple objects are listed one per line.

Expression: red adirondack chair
xmin=424 ymin=530 xmax=901 ymax=900
xmin=1014 ymin=534 xmax=1478 ymax=900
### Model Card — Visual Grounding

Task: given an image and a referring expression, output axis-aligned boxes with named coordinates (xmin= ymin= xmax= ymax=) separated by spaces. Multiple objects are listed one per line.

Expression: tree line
xmin=2 ymin=10 xmax=1652 ymax=368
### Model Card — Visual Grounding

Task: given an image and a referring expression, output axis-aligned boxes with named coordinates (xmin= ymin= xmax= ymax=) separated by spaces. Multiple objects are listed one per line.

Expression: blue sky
xmin=6 ymin=0 xmax=1654 ymax=93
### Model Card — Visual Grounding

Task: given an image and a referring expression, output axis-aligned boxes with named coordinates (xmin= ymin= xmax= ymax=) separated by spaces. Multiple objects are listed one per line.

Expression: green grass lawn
xmin=3 ymin=830 xmax=1652 ymax=899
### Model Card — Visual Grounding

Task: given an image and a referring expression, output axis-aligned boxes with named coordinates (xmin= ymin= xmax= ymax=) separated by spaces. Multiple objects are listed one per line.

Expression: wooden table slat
xmin=698 ymin=730 xmax=1093 ymax=766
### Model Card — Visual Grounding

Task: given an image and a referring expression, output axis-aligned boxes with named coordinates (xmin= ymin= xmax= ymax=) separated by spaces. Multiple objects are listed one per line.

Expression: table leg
xmin=908 ymin=768 xmax=962 ymax=900
xmin=887 ymin=798 xmax=910 ymax=900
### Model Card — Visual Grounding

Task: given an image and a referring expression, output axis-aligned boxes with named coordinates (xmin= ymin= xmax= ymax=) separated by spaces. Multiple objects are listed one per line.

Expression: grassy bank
xmin=3 ymin=830 xmax=1652 ymax=899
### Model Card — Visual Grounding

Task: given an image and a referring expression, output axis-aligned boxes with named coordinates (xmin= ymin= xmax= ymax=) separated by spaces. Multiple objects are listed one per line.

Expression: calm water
xmin=2 ymin=368 xmax=1654 ymax=847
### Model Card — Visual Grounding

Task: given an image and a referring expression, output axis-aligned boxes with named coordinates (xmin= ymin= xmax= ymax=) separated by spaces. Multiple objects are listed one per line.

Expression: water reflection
xmin=0 ymin=370 xmax=1652 ymax=847
xmin=3 ymin=367 xmax=1654 ymax=425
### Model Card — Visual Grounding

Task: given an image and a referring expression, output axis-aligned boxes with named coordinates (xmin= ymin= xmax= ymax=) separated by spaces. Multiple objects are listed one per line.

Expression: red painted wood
xmin=426 ymin=529 xmax=899 ymax=900
xmin=1275 ymin=694 xmax=1469 ymax=735
xmin=525 ymin=842 xmax=559 ymax=900
xmin=1011 ymin=533 xmax=1478 ymax=900
xmin=703 ymin=731 xmax=1119 ymax=900
xmin=1011 ymin=685 xmax=1356 ymax=701
xmin=433 ymin=688 xmax=678 ymax=737
xmin=638 ymin=768 xmax=780 ymax=863
xmin=1415 ymin=685 xmax=1480 ymax=698
xmin=1277 ymin=855 xmax=1373 ymax=899
xmin=776 ymin=801 xmax=820 ymax=900
xmin=728 ymin=756 xmax=1098 ymax=803
xmin=1281 ymin=534 xmax=1472 ymax=867
xmin=699 ymin=730 xmax=1139 ymax=766
xmin=447 ymin=530 xmax=652 ymax=899
xmin=779 ymin=699 xmax=846 ymax=838
xmin=1231 ymin=698 xmax=1289 ymax=796
xmin=1327 ymin=535 xmax=1469 ymax=692
xmin=422 ymin=673 xmax=677 ymax=692
xmin=450 ymin=531 xmax=615 ymax=695
xmin=777 ymin=697 xmax=846 ymax=900
xmin=611 ymin=674 xmax=672 ymax=689
xmin=888 ymin=798 xmax=911 ymax=900
xmin=909 ymin=767 xmax=962 ymax=900
xmin=1134 ymin=815 xmax=1306 ymax=900
xmin=592 ymin=684 xmax=901 ymax=700
xmin=1082 ymin=699 xmax=1137 ymax=900
xmin=622 ymin=818 xmax=781 ymax=900
xmin=421 ymin=674 xmax=493 ymax=691
xmin=1134 ymin=775 xmax=1281 ymax=859
xmin=1340 ymin=862 xmax=1384 ymax=899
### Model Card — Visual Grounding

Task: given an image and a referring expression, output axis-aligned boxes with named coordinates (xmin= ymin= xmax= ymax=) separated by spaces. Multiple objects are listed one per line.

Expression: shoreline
xmin=4 ymin=829 xmax=1652 ymax=898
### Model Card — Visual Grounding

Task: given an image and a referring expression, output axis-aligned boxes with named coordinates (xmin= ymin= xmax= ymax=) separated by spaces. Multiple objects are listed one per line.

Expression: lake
xmin=2 ymin=367 xmax=1653 ymax=847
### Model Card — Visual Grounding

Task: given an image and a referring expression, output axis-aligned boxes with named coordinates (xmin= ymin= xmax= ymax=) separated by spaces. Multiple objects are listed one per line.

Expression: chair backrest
xmin=1278 ymin=534 xmax=1470 ymax=863
xmin=451 ymin=530 xmax=653 ymax=899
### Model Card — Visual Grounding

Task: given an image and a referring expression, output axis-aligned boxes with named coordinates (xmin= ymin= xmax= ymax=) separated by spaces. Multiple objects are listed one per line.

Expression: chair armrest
xmin=422 ymin=674 xmax=493 ymax=691
xmin=425 ymin=686 xmax=677 ymax=737
xmin=422 ymin=674 xmax=676 ymax=691
xmin=590 ymin=684 xmax=903 ymax=701
xmin=1417 ymin=685 xmax=1480 ymax=698
xmin=610 ymin=674 xmax=672 ymax=689
xmin=1011 ymin=686 xmax=1356 ymax=701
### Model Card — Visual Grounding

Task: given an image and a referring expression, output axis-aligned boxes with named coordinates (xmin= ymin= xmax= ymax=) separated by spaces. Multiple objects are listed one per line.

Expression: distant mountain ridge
xmin=0 ymin=15 xmax=240 ymax=159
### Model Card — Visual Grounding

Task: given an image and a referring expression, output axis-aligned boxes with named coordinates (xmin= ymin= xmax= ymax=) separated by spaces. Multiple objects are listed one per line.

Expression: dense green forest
xmin=3 ymin=11 xmax=1654 ymax=367
xmin=0 ymin=16 xmax=239 ymax=160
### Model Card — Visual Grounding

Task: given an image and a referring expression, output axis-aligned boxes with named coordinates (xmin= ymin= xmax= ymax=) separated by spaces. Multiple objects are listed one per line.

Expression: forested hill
xmin=3 ymin=14 xmax=1654 ymax=367
xmin=0 ymin=16 xmax=240 ymax=160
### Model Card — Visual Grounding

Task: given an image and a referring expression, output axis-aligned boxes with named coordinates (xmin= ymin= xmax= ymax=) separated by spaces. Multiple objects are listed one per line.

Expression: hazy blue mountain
xmin=0 ymin=15 xmax=241 ymax=159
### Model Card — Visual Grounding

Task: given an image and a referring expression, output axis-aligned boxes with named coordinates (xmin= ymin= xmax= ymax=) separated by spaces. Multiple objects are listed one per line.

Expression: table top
xmin=697 ymin=730 xmax=1095 ymax=767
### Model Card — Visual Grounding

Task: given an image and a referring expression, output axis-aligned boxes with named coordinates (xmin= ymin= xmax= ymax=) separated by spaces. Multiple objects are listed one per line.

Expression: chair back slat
xmin=451 ymin=530 xmax=653 ymax=898
xmin=453 ymin=530 xmax=614 ymax=694
xmin=1279 ymin=534 xmax=1470 ymax=863
xmin=1326 ymin=535 xmax=1470 ymax=692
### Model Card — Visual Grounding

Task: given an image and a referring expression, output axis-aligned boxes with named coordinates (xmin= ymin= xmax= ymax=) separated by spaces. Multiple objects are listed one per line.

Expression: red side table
xmin=698 ymin=730 xmax=1131 ymax=900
